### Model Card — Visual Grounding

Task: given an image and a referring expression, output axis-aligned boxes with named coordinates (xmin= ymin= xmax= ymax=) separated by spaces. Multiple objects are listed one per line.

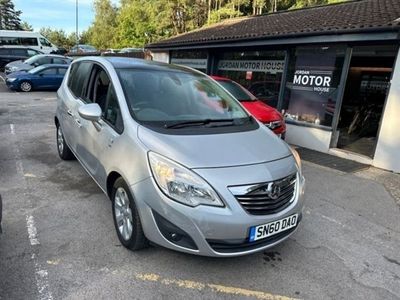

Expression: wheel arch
xmin=107 ymin=171 xmax=123 ymax=199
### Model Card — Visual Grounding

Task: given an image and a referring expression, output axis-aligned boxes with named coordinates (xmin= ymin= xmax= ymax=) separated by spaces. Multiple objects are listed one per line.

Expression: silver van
xmin=55 ymin=57 xmax=305 ymax=257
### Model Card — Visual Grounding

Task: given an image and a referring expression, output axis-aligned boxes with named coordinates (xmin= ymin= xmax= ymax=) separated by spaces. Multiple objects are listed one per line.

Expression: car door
xmin=77 ymin=64 xmax=123 ymax=187
xmin=34 ymin=67 xmax=58 ymax=89
xmin=59 ymin=61 xmax=93 ymax=155
xmin=55 ymin=67 xmax=67 ymax=87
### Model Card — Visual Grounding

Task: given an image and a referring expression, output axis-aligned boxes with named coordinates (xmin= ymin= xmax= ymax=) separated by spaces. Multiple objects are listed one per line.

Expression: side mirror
xmin=78 ymin=103 xmax=102 ymax=122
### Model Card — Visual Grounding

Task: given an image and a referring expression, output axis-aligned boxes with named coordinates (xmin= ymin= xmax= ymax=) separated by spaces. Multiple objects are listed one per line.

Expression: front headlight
xmin=290 ymin=147 xmax=302 ymax=174
xmin=148 ymin=152 xmax=224 ymax=207
xmin=7 ymin=78 xmax=17 ymax=82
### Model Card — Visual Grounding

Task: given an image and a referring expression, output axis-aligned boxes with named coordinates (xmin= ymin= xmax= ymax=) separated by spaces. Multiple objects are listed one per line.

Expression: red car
xmin=211 ymin=76 xmax=286 ymax=138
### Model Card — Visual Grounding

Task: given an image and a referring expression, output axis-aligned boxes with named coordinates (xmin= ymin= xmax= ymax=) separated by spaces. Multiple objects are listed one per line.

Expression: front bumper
xmin=130 ymin=157 xmax=305 ymax=257
xmin=5 ymin=80 xmax=18 ymax=90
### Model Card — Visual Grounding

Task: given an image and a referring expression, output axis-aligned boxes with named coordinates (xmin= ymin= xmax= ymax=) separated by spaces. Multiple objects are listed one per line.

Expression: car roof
xmin=0 ymin=46 xmax=38 ymax=50
xmin=37 ymin=64 xmax=69 ymax=68
xmin=32 ymin=54 xmax=70 ymax=58
xmin=104 ymin=57 xmax=202 ymax=73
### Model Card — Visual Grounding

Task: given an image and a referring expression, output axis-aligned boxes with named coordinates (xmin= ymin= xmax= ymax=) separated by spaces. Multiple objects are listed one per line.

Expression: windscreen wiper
xmin=164 ymin=119 xmax=235 ymax=129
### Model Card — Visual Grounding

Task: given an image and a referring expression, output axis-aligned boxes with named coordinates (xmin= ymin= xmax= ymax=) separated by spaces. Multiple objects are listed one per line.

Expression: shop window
xmin=282 ymin=46 xmax=346 ymax=127
xmin=170 ymin=50 xmax=207 ymax=72
xmin=216 ymin=50 xmax=285 ymax=108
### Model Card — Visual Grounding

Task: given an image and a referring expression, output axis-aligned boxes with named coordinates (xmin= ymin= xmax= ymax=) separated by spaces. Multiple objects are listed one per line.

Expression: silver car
xmin=55 ymin=57 xmax=305 ymax=257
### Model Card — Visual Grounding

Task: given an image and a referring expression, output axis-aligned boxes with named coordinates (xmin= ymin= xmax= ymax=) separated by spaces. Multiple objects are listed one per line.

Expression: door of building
xmin=334 ymin=45 xmax=397 ymax=158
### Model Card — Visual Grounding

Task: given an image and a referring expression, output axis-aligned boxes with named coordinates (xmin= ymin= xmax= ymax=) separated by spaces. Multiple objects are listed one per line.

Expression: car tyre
xmin=56 ymin=124 xmax=75 ymax=160
xmin=112 ymin=177 xmax=148 ymax=250
xmin=20 ymin=81 xmax=32 ymax=92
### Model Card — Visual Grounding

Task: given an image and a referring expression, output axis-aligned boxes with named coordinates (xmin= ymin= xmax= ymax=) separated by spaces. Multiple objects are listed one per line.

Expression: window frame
xmin=38 ymin=67 xmax=58 ymax=76
xmin=67 ymin=61 xmax=94 ymax=101
xmin=86 ymin=62 xmax=124 ymax=134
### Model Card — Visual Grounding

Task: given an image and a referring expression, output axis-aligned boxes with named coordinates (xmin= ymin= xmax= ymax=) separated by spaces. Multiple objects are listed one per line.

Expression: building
xmin=146 ymin=0 xmax=400 ymax=173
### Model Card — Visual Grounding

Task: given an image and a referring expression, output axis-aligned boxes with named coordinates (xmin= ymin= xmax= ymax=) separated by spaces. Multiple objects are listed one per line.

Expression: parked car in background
xmin=248 ymin=81 xmax=281 ymax=108
xmin=52 ymin=47 xmax=68 ymax=55
xmin=211 ymin=76 xmax=286 ymax=138
xmin=5 ymin=54 xmax=71 ymax=75
xmin=0 ymin=46 xmax=42 ymax=71
xmin=6 ymin=64 xmax=69 ymax=92
xmin=119 ymin=47 xmax=143 ymax=53
xmin=104 ymin=49 xmax=120 ymax=54
xmin=55 ymin=57 xmax=305 ymax=257
xmin=69 ymin=44 xmax=97 ymax=54
xmin=0 ymin=30 xmax=58 ymax=54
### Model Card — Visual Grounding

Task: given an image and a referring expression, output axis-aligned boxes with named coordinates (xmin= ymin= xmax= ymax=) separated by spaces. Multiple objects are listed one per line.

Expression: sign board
xmin=217 ymin=60 xmax=285 ymax=74
xmin=170 ymin=58 xmax=207 ymax=69
xmin=291 ymin=69 xmax=333 ymax=93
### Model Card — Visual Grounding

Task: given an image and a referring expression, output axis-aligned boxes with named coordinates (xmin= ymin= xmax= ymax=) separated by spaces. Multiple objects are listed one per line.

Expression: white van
xmin=0 ymin=30 xmax=58 ymax=54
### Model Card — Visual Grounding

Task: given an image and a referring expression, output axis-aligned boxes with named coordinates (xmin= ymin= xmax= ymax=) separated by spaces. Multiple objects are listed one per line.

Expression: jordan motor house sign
xmin=292 ymin=69 xmax=333 ymax=93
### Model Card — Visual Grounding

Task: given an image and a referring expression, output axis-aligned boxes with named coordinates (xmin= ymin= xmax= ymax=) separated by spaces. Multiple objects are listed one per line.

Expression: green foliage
xmin=69 ymin=0 xmax=350 ymax=48
xmin=20 ymin=21 xmax=33 ymax=31
xmin=39 ymin=28 xmax=82 ymax=50
xmin=0 ymin=0 xmax=22 ymax=30
xmin=86 ymin=0 xmax=118 ymax=49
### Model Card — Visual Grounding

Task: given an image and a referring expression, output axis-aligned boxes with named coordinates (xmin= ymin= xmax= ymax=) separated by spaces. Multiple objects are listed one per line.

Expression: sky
xmin=14 ymin=0 xmax=118 ymax=33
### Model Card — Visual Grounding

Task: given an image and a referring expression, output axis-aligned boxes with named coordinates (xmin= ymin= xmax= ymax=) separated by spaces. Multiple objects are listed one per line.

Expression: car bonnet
xmin=137 ymin=125 xmax=291 ymax=169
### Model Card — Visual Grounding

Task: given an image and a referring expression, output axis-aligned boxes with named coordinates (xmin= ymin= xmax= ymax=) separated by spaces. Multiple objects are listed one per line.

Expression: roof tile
xmin=147 ymin=0 xmax=400 ymax=48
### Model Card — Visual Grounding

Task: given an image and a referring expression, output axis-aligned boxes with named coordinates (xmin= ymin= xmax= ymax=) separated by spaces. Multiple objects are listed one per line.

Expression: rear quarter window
xmin=67 ymin=62 xmax=92 ymax=100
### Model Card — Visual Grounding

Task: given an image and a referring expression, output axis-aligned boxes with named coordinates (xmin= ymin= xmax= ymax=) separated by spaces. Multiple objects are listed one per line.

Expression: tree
xmin=20 ymin=21 xmax=33 ymax=31
xmin=87 ymin=0 xmax=118 ymax=49
xmin=39 ymin=27 xmax=75 ymax=49
xmin=0 ymin=0 xmax=22 ymax=30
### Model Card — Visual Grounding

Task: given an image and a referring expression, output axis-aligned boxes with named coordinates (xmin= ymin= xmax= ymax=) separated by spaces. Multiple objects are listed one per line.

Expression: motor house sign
xmin=292 ymin=70 xmax=333 ymax=93
xmin=218 ymin=60 xmax=285 ymax=74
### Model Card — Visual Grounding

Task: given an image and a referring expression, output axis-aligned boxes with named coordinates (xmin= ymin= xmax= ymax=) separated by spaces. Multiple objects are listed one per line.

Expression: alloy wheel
xmin=114 ymin=187 xmax=133 ymax=241
xmin=57 ymin=126 xmax=64 ymax=154
xmin=20 ymin=82 xmax=32 ymax=92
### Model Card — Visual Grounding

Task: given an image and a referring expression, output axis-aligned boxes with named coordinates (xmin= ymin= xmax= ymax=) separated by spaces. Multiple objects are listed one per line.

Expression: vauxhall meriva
xmin=55 ymin=57 xmax=305 ymax=257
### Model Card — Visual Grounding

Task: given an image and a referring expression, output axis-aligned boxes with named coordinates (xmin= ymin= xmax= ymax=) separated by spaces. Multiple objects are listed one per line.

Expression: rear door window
xmin=0 ymin=49 xmax=10 ymax=55
xmin=39 ymin=68 xmax=57 ymax=75
xmin=37 ymin=57 xmax=52 ymax=65
xmin=67 ymin=62 xmax=93 ymax=100
xmin=20 ymin=38 xmax=38 ymax=46
xmin=53 ymin=58 xmax=67 ymax=64
xmin=11 ymin=49 xmax=27 ymax=56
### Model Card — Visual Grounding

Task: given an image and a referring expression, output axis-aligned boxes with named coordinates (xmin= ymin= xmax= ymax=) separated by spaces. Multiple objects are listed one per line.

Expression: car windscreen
xmin=217 ymin=80 xmax=256 ymax=102
xmin=117 ymin=68 xmax=250 ymax=128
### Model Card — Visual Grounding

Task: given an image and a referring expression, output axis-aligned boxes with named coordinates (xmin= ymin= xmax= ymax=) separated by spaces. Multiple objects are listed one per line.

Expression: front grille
xmin=230 ymin=173 xmax=297 ymax=215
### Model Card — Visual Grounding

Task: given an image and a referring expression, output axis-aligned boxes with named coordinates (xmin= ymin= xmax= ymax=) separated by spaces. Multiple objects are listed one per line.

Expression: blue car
xmin=6 ymin=64 xmax=69 ymax=92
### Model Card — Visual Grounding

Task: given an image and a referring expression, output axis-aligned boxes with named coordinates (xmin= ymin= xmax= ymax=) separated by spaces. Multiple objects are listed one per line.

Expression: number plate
xmin=249 ymin=214 xmax=298 ymax=242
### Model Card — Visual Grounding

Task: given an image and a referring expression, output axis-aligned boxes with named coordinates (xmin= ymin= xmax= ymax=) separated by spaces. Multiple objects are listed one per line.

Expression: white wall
xmin=150 ymin=51 xmax=169 ymax=63
xmin=285 ymin=124 xmax=332 ymax=153
xmin=373 ymin=49 xmax=400 ymax=173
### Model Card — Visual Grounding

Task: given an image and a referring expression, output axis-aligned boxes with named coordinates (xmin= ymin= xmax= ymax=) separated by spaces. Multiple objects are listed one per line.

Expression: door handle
xmin=67 ymin=110 xmax=73 ymax=117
